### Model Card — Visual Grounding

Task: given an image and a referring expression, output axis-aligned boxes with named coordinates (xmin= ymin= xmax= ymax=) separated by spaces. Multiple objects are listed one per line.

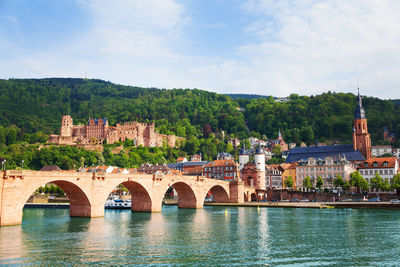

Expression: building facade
xmin=357 ymin=157 xmax=399 ymax=184
xmin=296 ymin=156 xmax=356 ymax=190
xmin=203 ymin=159 xmax=239 ymax=181
xmin=371 ymin=146 xmax=393 ymax=158
xmin=280 ymin=163 xmax=297 ymax=190
xmin=266 ymin=165 xmax=283 ymax=189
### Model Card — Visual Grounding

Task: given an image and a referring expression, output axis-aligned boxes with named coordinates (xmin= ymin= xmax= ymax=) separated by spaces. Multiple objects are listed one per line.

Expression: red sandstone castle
xmin=48 ymin=115 xmax=184 ymax=148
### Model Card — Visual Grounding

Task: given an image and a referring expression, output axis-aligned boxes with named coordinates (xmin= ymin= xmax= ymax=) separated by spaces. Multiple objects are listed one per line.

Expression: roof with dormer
xmin=358 ymin=157 xmax=398 ymax=169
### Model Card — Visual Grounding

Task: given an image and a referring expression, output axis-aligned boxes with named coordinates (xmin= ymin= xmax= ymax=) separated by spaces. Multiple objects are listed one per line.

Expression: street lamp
xmin=21 ymin=160 xmax=24 ymax=169
xmin=2 ymin=159 xmax=6 ymax=171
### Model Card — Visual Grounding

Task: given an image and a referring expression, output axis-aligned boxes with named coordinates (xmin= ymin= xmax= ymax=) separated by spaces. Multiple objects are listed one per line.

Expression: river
xmin=1 ymin=206 xmax=400 ymax=265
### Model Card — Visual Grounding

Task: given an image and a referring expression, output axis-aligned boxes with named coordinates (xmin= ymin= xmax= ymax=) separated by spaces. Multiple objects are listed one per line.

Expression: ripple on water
xmin=0 ymin=206 xmax=400 ymax=265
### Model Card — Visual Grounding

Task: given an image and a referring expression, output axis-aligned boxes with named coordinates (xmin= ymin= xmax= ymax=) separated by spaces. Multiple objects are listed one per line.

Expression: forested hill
xmin=1 ymin=78 xmax=399 ymax=146
xmin=225 ymin=94 xmax=270 ymax=100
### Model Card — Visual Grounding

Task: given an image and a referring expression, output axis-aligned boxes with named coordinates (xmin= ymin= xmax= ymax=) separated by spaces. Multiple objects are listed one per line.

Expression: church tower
xmin=353 ymin=90 xmax=371 ymax=159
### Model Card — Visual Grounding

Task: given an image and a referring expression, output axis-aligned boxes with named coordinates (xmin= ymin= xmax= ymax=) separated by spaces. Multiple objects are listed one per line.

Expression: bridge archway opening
xmin=106 ymin=181 xmax=153 ymax=212
xmin=26 ymin=180 xmax=91 ymax=217
xmin=167 ymin=182 xmax=198 ymax=209
xmin=204 ymin=185 xmax=230 ymax=203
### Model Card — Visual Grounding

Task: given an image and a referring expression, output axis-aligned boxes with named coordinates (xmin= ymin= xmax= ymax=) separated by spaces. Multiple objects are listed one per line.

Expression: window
xmin=360 ymin=170 xmax=363 ymax=175
xmin=373 ymin=162 xmax=378 ymax=167
xmin=364 ymin=163 xmax=369 ymax=167
xmin=383 ymin=162 xmax=388 ymax=167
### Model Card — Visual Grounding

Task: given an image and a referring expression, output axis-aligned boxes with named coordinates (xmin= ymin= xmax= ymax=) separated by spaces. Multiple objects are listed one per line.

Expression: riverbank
xmin=205 ymin=202 xmax=400 ymax=209
xmin=24 ymin=201 xmax=400 ymax=210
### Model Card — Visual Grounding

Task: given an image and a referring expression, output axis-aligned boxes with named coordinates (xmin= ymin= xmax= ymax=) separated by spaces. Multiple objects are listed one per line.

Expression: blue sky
xmin=1 ymin=0 xmax=400 ymax=98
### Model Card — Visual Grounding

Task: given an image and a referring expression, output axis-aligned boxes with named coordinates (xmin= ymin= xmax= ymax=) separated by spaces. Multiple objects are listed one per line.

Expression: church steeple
xmin=352 ymin=88 xmax=371 ymax=159
xmin=354 ymin=88 xmax=366 ymax=119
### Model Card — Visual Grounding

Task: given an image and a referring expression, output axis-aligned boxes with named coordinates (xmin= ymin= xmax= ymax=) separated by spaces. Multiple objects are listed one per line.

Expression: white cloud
xmin=1 ymin=0 xmax=400 ymax=98
xmin=230 ymin=0 xmax=400 ymax=97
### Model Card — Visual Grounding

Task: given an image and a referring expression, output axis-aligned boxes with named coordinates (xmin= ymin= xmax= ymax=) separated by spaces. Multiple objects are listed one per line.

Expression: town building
xmin=357 ymin=157 xmax=399 ymax=184
xmin=137 ymin=164 xmax=171 ymax=175
xmin=217 ymin=152 xmax=234 ymax=160
xmin=393 ymin=148 xmax=400 ymax=159
xmin=228 ymin=138 xmax=241 ymax=148
xmin=271 ymin=130 xmax=289 ymax=152
xmin=203 ymin=159 xmax=239 ymax=181
xmin=176 ymin=157 xmax=187 ymax=163
xmin=266 ymin=165 xmax=282 ymax=189
xmin=279 ymin=163 xmax=297 ymax=190
xmin=384 ymin=127 xmax=396 ymax=143
xmin=190 ymin=154 xmax=202 ymax=162
xmin=371 ymin=146 xmax=393 ymax=158
xmin=48 ymin=115 xmax=184 ymax=149
xmin=296 ymin=156 xmax=356 ymax=191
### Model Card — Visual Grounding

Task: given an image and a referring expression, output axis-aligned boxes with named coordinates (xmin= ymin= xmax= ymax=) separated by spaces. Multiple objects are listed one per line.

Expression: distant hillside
xmin=392 ymin=99 xmax=400 ymax=107
xmin=225 ymin=94 xmax=271 ymax=100
xmin=0 ymin=78 xmax=399 ymax=146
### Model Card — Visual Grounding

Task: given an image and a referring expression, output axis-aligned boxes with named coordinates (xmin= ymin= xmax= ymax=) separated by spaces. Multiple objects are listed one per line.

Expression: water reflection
xmin=1 ymin=207 xmax=400 ymax=265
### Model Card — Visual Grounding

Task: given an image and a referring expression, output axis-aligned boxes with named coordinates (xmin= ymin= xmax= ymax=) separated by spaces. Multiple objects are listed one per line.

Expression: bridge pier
xmin=229 ymin=180 xmax=245 ymax=203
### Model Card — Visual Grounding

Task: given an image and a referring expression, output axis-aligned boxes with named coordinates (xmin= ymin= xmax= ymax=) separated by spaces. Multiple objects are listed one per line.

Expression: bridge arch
xmin=203 ymin=184 xmax=230 ymax=203
xmin=51 ymin=180 xmax=92 ymax=217
xmin=1 ymin=178 xmax=93 ymax=226
xmin=99 ymin=179 xmax=156 ymax=212
xmin=120 ymin=181 xmax=152 ymax=212
xmin=164 ymin=181 xmax=200 ymax=209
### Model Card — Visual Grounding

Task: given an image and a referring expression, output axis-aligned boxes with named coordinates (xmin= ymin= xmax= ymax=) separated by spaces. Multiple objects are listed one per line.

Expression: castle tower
xmin=353 ymin=90 xmax=371 ymax=159
xmin=254 ymin=144 xmax=266 ymax=190
xmin=239 ymin=144 xmax=249 ymax=171
xmin=60 ymin=115 xmax=73 ymax=137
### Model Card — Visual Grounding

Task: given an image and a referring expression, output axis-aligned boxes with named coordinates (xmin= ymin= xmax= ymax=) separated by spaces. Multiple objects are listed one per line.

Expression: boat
xmin=105 ymin=197 xmax=131 ymax=209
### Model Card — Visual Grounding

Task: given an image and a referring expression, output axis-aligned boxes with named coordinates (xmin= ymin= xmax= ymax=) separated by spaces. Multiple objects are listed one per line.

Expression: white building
xmin=371 ymin=146 xmax=392 ymax=158
xmin=357 ymin=157 xmax=399 ymax=184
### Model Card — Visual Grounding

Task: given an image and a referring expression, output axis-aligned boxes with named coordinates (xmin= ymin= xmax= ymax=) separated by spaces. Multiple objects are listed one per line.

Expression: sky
xmin=1 ymin=0 xmax=400 ymax=98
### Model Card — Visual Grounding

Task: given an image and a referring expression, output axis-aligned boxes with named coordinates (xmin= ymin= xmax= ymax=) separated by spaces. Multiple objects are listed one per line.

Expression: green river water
xmin=1 ymin=206 xmax=400 ymax=266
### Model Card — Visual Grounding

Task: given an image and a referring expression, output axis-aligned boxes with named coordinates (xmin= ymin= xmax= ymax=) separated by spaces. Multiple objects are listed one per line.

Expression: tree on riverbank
xmin=316 ymin=176 xmax=323 ymax=190
xmin=303 ymin=176 xmax=313 ymax=191
xmin=284 ymin=176 xmax=294 ymax=189
xmin=350 ymin=171 xmax=369 ymax=193
xmin=333 ymin=175 xmax=344 ymax=188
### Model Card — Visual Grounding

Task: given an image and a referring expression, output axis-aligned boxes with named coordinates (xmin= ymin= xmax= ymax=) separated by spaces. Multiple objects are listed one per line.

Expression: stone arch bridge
xmin=0 ymin=170 xmax=257 ymax=226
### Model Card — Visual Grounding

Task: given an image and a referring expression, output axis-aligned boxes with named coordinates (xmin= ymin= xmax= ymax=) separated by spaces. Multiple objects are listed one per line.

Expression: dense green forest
xmin=1 ymin=78 xmax=399 ymax=170
xmin=1 ymin=78 xmax=399 ymax=145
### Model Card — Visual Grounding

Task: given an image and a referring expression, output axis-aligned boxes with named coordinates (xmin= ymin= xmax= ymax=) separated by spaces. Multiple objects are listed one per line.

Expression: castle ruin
xmin=48 ymin=115 xmax=184 ymax=149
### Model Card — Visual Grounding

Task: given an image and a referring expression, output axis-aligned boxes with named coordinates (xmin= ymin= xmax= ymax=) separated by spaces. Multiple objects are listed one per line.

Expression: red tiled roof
xmin=358 ymin=157 xmax=398 ymax=169
xmin=204 ymin=159 xmax=237 ymax=167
